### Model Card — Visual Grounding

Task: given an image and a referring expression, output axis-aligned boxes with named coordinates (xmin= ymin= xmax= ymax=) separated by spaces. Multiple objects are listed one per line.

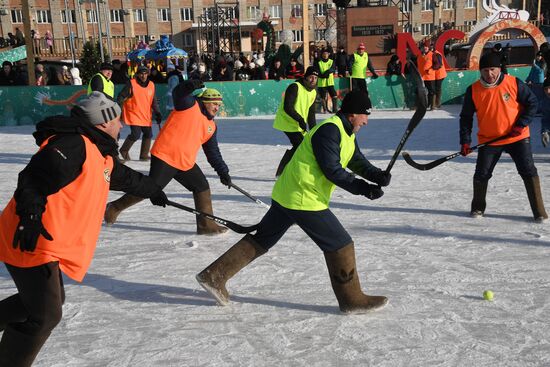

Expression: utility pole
xmin=64 ymin=0 xmax=76 ymax=67
xmin=21 ymin=0 xmax=35 ymax=85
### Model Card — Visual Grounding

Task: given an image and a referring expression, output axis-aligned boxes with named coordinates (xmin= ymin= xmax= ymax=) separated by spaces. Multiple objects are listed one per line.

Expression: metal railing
xmin=30 ymin=37 xmax=139 ymax=60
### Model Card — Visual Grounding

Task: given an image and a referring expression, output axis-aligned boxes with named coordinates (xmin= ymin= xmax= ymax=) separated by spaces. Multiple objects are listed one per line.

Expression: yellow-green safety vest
xmin=273 ymin=82 xmax=317 ymax=133
xmin=87 ymin=73 xmax=115 ymax=98
xmin=272 ymin=115 xmax=356 ymax=211
xmin=317 ymin=59 xmax=334 ymax=88
xmin=350 ymin=52 xmax=368 ymax=79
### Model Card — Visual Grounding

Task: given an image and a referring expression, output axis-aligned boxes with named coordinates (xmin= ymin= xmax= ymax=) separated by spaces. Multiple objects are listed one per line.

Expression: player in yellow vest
xmin=459 ymin=52 xmax=547 ymax=222
xmin=316 ymin=47 xmax=338 ymax=113
xmin=117 ymin=65 xmax=162 ymax=161
xmin=273 ymin=66 xmax=319 ymax=176
xmin=348 ymin=42 xmax=378 ymax=97
xmin=197 ymin=90 xmax=392 ymax=314
xmin=87 ymin=62 xmax=115 ymax=99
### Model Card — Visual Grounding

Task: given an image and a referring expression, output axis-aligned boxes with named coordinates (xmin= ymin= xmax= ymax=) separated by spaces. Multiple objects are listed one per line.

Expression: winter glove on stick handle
xmin=12 ymin=213 xmax=53 ymax=252
xmin=150 ymin=190 xmax=168 ymax=207
xmin=219 ymin=172 xmax=232 ymax=188
xmin=460 ymin=143 xmax=471 ymax=156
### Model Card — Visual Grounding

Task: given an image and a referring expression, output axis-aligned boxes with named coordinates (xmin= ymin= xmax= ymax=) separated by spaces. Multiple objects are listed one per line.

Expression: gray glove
xmin=542 ymin=131 xmax=549 ymax=147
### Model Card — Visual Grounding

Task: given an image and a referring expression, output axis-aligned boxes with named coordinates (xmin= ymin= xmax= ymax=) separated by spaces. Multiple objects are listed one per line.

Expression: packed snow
xmin=1 ymin=106 xmax=549 ymax=366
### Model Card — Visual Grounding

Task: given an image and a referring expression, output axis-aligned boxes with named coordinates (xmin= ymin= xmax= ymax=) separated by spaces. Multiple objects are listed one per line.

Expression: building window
xmin=86 ymin=9 xmax=98 ymax=23
xmin=134 ymin=8 xmax=146 ymax=22
xmin=246 ymin=6 xmax=259 ymax=20
xmin=314 ymin=4 xmax=327 ymax=17
xmin=442 ymin=0 xmax=454 ymax=9
xmin=110 ymin=9 xmax=123 ymax=23
xmin=180 ymin=8 xmax=193 ymax=21
xmin=35 ymin=10 xmax=52 ymax=24
xmin=274 ymin=30 xmax=282 ymax=42
xmin=421 ymin=23 xmax=433 ymax=35
xmin=61 ymin=9 xmax=76 ymax=23
xmin=291 ymin=4 xmax=302 ymax=17
xmin=157 ymin=8 xmax=171 ymax=22
xmin=292 ymin=30 xmax=303 ymax=42
xmin=465 ymin=0 xmax=476 ymax=8
xmin=314 ymin=29 xmax=326 ymax=41
xmin=11 ymin=9 xmax=23 ymax=23
xmin=401 ymin=0 xmax=412 ymax=13
xmin=421 ymin=0 xmax=433 ymax=11
xmin=464 ymin=20 xmax=477 ymax=29
xmin=269 ymin=5 xmax=281 ymax=19
xmin=183 ymin=33 xmax=194 ymax=47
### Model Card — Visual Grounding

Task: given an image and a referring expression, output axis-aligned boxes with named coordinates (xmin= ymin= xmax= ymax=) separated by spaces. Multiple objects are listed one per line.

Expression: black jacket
xmin=311 ymin=112 xmax=383 ymax=194
xmin=14 ymin=112 xmax=160 ymax=216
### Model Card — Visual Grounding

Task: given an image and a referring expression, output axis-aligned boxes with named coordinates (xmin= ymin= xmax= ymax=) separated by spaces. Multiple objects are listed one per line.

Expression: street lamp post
xmin=94 ymin=0 xmax=104 ymax=61
xmin=64 ymin=0 xmax=76 ymax=67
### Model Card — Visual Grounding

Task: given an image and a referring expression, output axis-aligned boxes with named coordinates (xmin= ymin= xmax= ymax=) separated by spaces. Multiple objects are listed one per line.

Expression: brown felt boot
xmin=324 ymin=243 xmax=388 ymax=314
xmin=470 ymin=179 xmax=488 ymax=218
xmin=196 ymin=234 xmax=267 ymax=305
xmin=119 ymin=137 xmax=136 ymax=162
xmin=139 ymin=138 xmax=152 ymax=161
xmin=0 ymin=326 xmax=51 ymax=367
xmin=104 ymin=194 xmax=144 ymax=225
xmin=523 ymin=176 xmax=548 ymax=222
xmin=275 ymin=149 xmax=294 ymax=177
xmin=193 ymin=190 xmax=228 ymax=235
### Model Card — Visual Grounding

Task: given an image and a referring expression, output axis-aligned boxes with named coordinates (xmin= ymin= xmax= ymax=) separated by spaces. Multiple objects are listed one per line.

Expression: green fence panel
xmin=0 ymin=66 xmax=532 ymax=126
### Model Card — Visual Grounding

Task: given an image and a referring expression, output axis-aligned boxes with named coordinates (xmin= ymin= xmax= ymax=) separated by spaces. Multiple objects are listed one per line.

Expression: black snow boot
xmin=470 ymin=179 xmax=488 ymax=218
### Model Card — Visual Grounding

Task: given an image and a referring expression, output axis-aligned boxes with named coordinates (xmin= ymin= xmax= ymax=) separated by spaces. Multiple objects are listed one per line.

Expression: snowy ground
xmin=1 ymin=106 xmax=550 ymax=367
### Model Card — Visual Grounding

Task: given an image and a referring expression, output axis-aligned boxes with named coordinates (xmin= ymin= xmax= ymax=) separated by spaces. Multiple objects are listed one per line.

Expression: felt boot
xmin=196 ymin=234 xmax=267 ymax=305
xmin=324 ymin=243 xmax=388 ymax=314
xmin=523 ymin=176 xmax=548 ymax=222
xmin=139 ymin=138 xmax=152 ymax=161
xmin=104 ymin=194 xmax=144 ymax=225
xmin=470 ymin=179 xmax=488 ymax=218
xmin=193 ymin=190 xmax=228 ymax=235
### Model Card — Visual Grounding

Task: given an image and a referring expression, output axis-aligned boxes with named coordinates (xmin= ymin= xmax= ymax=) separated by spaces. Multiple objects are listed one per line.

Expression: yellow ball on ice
xmin=483 ymin=290 xmax=494 ymax=301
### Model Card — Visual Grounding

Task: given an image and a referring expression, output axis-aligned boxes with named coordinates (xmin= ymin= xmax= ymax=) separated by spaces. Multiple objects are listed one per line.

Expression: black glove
xmin=298 ymin=119 xmax=307 ymax=131
xmin=155 ymin=112 xmax=162 ymax=125
xmin=150 ymin=190 xmax=168 ymax=207
xmin=372 ymin=170 xmax=391 ymax=187
xmin=361 ymin=183 xmax=384 ymax=200
xmin=12 ymin=213 xmax=53 ymax=252
xmin=219 ymin=172 xmax=232 ymax=188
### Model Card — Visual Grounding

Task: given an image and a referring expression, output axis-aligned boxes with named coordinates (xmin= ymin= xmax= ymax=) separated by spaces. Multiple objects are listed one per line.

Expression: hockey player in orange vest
xmin=459 ymin=52 xmax=547 ymax=222
xmin=104 ymin=80 xmax=232 ymax=235
xmin=117 ymin=65 xmax=162 ymax=161
xmin=0 ymin=92 xmax=168 ymax=366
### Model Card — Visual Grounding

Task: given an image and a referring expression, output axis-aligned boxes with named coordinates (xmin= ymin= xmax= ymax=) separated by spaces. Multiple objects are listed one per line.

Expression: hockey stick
xmin=384 ymin=61 xmax=428 ymax=174
xmin=401 ymin=135 xmax=508 ymax=171
xmin=166 ymin=200 xmax=259 ymax=234
xmin=230 ymin=183 xmax=270 ymax=209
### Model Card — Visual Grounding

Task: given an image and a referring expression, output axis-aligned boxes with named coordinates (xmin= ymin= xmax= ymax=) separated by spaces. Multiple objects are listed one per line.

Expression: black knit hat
xmin=479 ymin=53 xmax=501 ymax=70
xmin=100 ymin=62 xmax=113 ymax=71
xmin=304 ymin=66 xmax=319 ymax=78
xmin=340 ymin=90 xmax=372 ymax=115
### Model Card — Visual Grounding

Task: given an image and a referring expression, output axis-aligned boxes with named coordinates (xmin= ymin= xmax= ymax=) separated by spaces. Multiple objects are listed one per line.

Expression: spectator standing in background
xmin=526 ymin=51 xmax=547 ymax=113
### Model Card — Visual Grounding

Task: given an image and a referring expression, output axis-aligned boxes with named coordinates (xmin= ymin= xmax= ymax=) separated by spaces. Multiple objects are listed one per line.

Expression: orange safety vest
xmin=417 ymin=52 xmax=436 ymax=81
xmin=150 ymin=102 xmax=216 ymax=171
xmin=471 ymin=74 xmax=529 ymax=146
xmin=122 ymin=79 xmax=156 ymax=127
xmin=434 ymin=51 xmax=447 ymax=80
xmin=0 ymin=136 xmax=113 ymax=282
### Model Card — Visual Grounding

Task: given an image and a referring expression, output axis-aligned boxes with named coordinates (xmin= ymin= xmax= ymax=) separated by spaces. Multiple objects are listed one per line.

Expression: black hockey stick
xmin=384 ymin=61 xmax=428 ymax=174
xmin=401 ymin=135 xmax=508 ymax=171
xmin=230 ymin=182 xmax=270 ymax=209
xmin=166 ymin=200 xmax=259 ymax=234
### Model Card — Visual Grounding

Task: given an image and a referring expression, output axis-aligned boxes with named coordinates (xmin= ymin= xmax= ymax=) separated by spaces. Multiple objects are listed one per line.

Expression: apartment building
xmin=0 ymin=0 xmax=499 ymax=54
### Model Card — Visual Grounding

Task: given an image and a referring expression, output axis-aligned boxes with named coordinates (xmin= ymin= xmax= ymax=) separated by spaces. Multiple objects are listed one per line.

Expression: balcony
xmin=28 ymin=37 xmax=140 ymax=61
